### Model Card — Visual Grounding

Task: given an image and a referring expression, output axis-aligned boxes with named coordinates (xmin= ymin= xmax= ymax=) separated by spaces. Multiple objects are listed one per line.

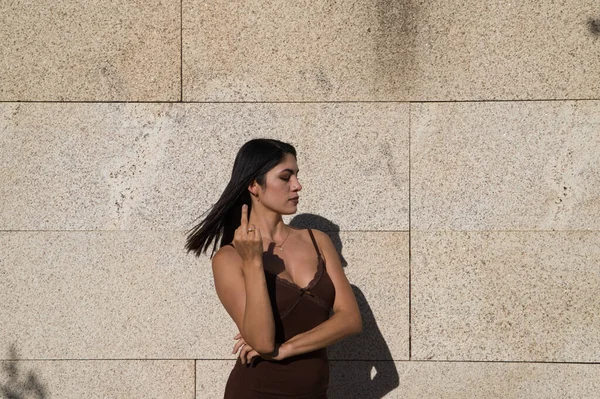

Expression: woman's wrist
xmin=278 ymin=341 xmax=294 ymax=360
xmin=241 ymin=260 xmax=263 ymax=271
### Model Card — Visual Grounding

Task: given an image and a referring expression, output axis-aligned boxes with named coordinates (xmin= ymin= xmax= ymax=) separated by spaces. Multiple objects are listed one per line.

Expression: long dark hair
xmin=185 ymin=138 xmax=297 ymax=259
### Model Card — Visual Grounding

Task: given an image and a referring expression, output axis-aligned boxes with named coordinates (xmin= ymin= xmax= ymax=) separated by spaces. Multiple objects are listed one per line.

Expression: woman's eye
xmin=281 ymin=177 xmax=290 ymax=181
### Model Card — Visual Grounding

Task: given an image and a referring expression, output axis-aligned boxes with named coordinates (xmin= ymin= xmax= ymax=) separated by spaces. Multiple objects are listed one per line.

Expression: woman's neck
xmin=248 ymin=208 xmax=288 ymax=241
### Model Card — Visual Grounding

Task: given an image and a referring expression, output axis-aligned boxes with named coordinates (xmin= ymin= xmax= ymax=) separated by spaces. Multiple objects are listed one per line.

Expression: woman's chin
xmin=282 ymin=203 xmax=298 ymax=215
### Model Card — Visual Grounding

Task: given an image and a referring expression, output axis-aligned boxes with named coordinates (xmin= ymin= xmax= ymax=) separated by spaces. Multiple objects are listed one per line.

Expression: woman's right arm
xmin=211 ymin=205 xmax=275 ymax=354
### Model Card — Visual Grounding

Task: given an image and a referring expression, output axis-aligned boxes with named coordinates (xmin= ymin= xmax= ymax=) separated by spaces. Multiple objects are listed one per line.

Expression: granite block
xmin=183 ymin=1 xmax=599 ymax=101
xmin=0 ymin=230 xmax=403 ymax=359
xmin=0 ymin=1 xmax=180 ymax=101
xmin=196 ymin=360 xmax=600 ymax=398
xmin=0 ymin=356 xmax=194 ymax=399
xmin=183 ymin=0 xmax=418 ymax=101
xmin=411 ymin=0 xmax=600 ymax=100
xmin=196 ymin=360 xmax=234 ymax=398
xmin=0 ymin=230 xmax=223 ymax=359
xmin=411 ymin=231 xmax=600 ymax=362
xmin=411 ymin=101 xmax=600 ymax=230
xmin=0 ymin=102 xmax=408 ymax=231
xmin=327 ymin=232 xmax=409 ymax=361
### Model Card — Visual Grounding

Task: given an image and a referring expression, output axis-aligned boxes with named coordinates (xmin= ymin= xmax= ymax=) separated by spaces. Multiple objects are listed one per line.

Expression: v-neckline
xmin=265 ymin=256 xmax=324 ymax=291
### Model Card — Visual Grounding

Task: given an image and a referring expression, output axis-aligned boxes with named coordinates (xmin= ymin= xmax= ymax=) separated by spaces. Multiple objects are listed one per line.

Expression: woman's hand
xmin=233 ymin=333 xmax=289 ymax=364
xmin=232 ymin=204 xmax=263 ymax=267
xmin=232 ymin=332 xmax=260 ymax=365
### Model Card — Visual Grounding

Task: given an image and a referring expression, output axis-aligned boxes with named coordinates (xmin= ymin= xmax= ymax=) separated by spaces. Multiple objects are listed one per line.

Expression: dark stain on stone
xmin=380 ymin=141 xmax=402 ymax=189
xmin=8 ymin=104 xmax=22 ymax=128
xmin=12 ymin=104 xmax=21 ymax=118
xmin=375 ymin=0 xmax=418 ymax=99
xmin=1 ymin=343 xmax=48 ymax=398
xmin=315 ymin=68 xmax=334 ymax=93
xmin=588 ymin=18 xmax=600 ymax=35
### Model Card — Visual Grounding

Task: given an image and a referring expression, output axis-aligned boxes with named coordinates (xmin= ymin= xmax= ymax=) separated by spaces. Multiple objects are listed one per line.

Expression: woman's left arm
xmin=278 ymin=229 xmax=362 ymax=358
xmin=233 ymin=230 xmax=362 ymax=363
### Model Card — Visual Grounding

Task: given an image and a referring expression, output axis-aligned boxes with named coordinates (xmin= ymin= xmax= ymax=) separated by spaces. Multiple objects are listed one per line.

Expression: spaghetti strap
xmin=307 ymin=229 xmax=323 ymax=261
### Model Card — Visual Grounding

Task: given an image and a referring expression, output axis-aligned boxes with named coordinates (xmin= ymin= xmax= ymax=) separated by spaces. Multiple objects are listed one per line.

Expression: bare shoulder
xmin=211 ymin=244 xmax=242 ymax=271
xmin=308 ymin=228 xmax=333 ymax=246
xmin=307 ymin=228 xmax=337 ymax=261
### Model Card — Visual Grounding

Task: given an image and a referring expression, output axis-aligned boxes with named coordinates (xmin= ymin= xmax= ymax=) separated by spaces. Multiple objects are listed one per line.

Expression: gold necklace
xmin=266 ymin=229 xmax=292 ymax=251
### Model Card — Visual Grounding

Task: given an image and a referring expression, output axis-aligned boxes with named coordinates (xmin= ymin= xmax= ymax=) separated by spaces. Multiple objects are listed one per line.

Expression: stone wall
xmin=1 ymin=1 xmax=599 ymax=397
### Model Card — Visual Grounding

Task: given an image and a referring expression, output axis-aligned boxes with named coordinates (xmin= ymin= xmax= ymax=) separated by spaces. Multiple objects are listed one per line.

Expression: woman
xmin=185 ymin=138 xmax=362 ymax=398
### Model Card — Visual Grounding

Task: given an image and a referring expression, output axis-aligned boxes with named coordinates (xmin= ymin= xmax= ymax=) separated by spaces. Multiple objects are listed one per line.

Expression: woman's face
xmin=252 ymin=153 xmax=302 ymax=214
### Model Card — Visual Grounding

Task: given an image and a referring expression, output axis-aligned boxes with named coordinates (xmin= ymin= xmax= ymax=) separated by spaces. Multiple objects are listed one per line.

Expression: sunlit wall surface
xmin=1 ymin=1 xmax=599 ymax=397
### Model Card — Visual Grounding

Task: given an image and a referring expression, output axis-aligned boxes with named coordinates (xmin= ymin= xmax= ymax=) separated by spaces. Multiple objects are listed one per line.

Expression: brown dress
xmin=223 ymin=228 xmax=336 ymax=398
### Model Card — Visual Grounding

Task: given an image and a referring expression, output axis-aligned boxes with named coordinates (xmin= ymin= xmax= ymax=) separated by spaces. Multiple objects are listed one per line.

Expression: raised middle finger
xmin=240 ymin=204 xmax=248 ymax=231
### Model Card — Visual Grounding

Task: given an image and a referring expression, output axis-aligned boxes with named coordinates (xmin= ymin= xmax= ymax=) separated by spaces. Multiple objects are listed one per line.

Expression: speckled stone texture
xmin=0 ymin=358 xmax=194 ymax=399
xmin=0 ymin=231 xmax=403 ymax=360
xmin=411 ymin=101 xmax=600 ymax=230
xmin=0 ymin=231 xmax=219 ymax=359
xmin=411 ymin=231 xmax=600 ymax=362
xmin=0 ymin=1 xmax=180 ymax=101
xmin=183 ymin=0 xmax=599 ymax=101
xmin=198 ymin=360 xmax=600 ymax=398
xmin=327 ymin=232 xmax=408 ymax=361
xmin=0 ymin=102 xmax=408 ymax=231
xmin=411 ymin=0 xmax=600 ymax=101
xmin=183 ymin=0 xmax=417 ymax=101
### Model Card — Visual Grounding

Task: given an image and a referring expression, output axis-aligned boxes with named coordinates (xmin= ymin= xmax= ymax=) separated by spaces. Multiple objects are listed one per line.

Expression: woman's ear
xmin=248 ymin=181 xmax=258 ymax=197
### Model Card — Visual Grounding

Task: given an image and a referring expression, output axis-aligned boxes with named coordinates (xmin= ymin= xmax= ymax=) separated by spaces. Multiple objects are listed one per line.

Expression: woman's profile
xmin=185 ymin=138 xmax=362 ymax=398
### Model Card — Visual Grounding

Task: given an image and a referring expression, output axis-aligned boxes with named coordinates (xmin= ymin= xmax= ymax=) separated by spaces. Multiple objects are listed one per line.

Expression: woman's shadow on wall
xmin=289 ymin=214 xmax=399 ymax=399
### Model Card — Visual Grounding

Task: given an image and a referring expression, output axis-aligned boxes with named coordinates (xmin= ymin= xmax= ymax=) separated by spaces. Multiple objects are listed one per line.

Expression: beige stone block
xmin=197 ymin=360 xmax=600 ymax=398
xmin=0 ymin=1 xmax=180 ymax=101
xmin=411 ymin=101 xmax=600 ymax=230
xmin=0 ymin=231 xmax=404 ymax=360
xmin=327 ymin=232 xmax=409 ymax=360
xmin=178 ymin=103 xmax=409 ymax=232
xmin=329 ymin=361 xmax=600 ymax=399
xmin=0 ymin=102 xmax=408 ymax=231
xmin=412 ymin=1 xmax=600 ymax=100
xmin=196 ymin=360 xmax=234 ymax=398
xmin=183 ymin=1 xmax=599 ymax=101
xmin=183 ymin=0 xmax=418 ymax=101
xmin=411 ymin=231 xmax=600 ymax=362
xmin=0 ymin=356 xmax=194 ymax=398
xmin=0 ymin=103 xmax=183 ymax=230
xmin=0 ymin=230 xmax=226 ymax=359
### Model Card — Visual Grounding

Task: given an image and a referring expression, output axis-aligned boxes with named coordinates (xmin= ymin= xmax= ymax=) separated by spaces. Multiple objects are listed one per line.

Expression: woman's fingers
xmin=253 ymin=226 xmax=261 ymax=242
xmin=246 ymin=349 xmax=259 ymax=365
xmin=233 ymin=204 xmax=264 ymax=264
xmin=238 ymin=342 xmax=260 ymax=365
xmin=232 ymin=337 xmax=245 ymax=354
xmin=239 ymin=344 xmax=250 ymax=364
xmin=240 ymin=204 xmax=248 ymax=230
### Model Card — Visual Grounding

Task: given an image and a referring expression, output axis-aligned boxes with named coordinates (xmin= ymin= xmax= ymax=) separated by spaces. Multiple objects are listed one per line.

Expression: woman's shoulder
xmin=212 ymin=243 xmax=241 ymax=268
xmin=296 ymin=228 xmax=333 ymax=254
xmin=303 ymin=227 xmax=331 ymax=242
